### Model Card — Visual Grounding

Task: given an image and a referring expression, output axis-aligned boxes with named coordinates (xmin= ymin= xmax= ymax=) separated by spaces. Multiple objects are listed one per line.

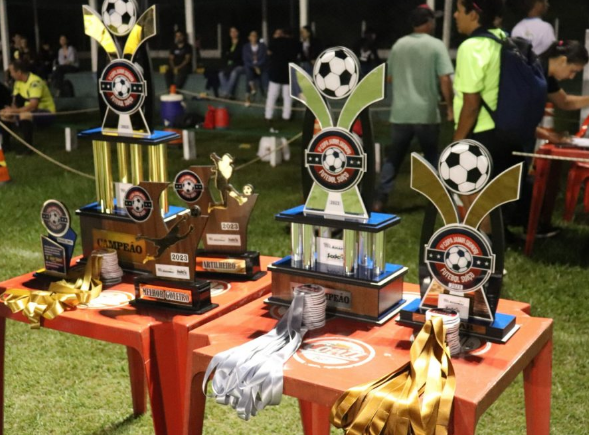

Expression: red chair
xmin=564 ymin=162 xmax=589 ymax=221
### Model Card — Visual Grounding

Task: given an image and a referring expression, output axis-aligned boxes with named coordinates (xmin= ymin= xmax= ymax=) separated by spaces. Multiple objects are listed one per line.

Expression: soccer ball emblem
xmin=444 ymin=245 xmax=473 ymax=274
xmin=113 ymin=76 xmax=131 ymax=100
xmin=322 ymin=147 xmax=346 ymax=174
xmin=439 ymin=141 xmax=492 ymax=195
xmin=242 ymin=184 xmax=254 ymax=196
xmin=314 ymin=47 xmax=359 ymax=99
xmin=102 ymin=0 xmax=138 ymax=37
xmin=132 ymin=196 xmax=144 ymax=213
xmin=182 ymin=179 xmax=196 ymax=194
xmin=49 ymin=211 xmax=60 ymax=226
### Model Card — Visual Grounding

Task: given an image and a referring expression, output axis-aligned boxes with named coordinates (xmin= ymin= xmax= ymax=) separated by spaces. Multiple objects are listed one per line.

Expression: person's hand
xmin=547 ymin=130 xmax=571 ymax=144
xmin=447 ymin=107 xmax=454 ymax=123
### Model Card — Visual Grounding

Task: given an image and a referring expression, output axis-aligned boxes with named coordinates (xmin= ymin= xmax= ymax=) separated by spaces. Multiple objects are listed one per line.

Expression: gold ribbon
xmin=2 ymin=256 xmax=103 ymax=329
xmin=330 ymin=318 xmax=456 ymax=435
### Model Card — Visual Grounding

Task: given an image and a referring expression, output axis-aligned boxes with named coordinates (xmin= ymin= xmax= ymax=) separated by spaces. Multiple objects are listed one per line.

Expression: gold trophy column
xmin=130 ymin=144 xmax=144 ymax=185
xmin=148 ymin=144 xmax=169 ymax=214
xmin=116 ymin=142 xmax=130 ymax=184
xmin=92 ymin=141 xmax=114 ymax=213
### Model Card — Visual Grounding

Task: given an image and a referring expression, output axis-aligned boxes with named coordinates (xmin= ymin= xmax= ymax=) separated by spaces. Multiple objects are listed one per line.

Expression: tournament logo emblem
xmin=305 ymin=128 xmax=366 ymax=192
xmin=174 ymin=170 xmax=204 ymax=203
xmin=425 ymin=224 xmax=495 ymax=293
xmin=41 ymin=200 xmax=71 ymax=237
xmin=124 ymin=186 xmax=153 ymax=222
xmin=99 ymin=59 xmax=146 ymax=114
xmin=293 ymin=337 xmax=375 ymax=369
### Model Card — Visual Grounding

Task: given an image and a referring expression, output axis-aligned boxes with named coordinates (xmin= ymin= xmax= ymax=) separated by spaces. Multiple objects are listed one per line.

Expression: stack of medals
xmin=92 ymin=249 xmax=124 ymax=286
xmin=426 ymin=308 xmax=461 ymax=356
xmin=294 ymin=284 xmax=327 ymax=330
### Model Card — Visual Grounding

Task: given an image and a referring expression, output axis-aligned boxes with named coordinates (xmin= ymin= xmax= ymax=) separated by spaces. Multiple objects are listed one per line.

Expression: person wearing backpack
xmin=453 ymin=0 xmax=546 ymax=177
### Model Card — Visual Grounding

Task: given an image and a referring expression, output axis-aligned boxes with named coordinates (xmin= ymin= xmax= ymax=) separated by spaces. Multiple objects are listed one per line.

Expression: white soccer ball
xmin=113 ymin=76 xmax=131 ymax=99
xmin=243 ymin=184 xmax=254 ymax=196
xmin=132 ymin=196 xmax=144 ymax=212
xmin=102 ymin=0 xmax=138 ymax=37
xmin=322 ymin=147 xmax=346 ymax=174
xmin=439 ymin=141 xmax=492 ymax=194
xmin=49 ymin=211 xmax=60 ymax=226
xmin=445 ymin=245 xmax=473 ymax=274
xmin=182 ymin=179 xmax=195 ymax=194
xmin=313 ymin=47 xmax=359 ymax=99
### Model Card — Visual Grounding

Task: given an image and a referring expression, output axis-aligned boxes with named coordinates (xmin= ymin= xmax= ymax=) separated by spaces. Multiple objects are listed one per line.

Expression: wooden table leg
xmin=524 ymin=338 xmax=552 ymax=435
xmin=126 ymin=347 xmax=147 ymax=416
xmin=0 ymin=318 xmax=5 ymax=435
xmin=298 ymin=399 xmax=331 ymax=435
xmin=525 ymin=156 xmax=552 ymax=256
xmin=187 ymin=372 xmax=206 ymax=435
xmin=451 ymin=401 xmax=478 ymax=435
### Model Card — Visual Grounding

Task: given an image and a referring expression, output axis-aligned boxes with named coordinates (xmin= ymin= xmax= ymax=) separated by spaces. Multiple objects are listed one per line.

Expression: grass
xmin=0 ymin=111 xmax=588 ymax=434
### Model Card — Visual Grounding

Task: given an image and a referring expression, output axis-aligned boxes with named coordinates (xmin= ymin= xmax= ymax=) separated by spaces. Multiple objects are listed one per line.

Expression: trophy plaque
xmin=268 ymin=47 xmax=407 ymax=323
xmin=77 ymin=0 xmax=185 ymax=272
xmin=174 ymin=154 xmax=264 ymax=280
xmin=126 ymin=181 xmax=216 ymax=313
xmin=38 ymin=200 xmax=78 ymax=278
xmin=398 ymin=140 xmax=523 ymax=342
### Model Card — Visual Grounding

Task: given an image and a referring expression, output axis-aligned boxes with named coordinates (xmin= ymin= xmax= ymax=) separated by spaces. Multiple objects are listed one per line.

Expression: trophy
xmin=76 ymin=0 xmax=184 ymax=271
xmin=172 ymin=154 xmax=264 ymax=280
xmin=38 ymin=200 xmax=78 ymax=278
xmin=268 ymin=47 xmax=407 ymax=323
xmin=125 ymin=181 xmax=216 ymax=313
xmin=398 ymin=140 xmax=523 ymax=342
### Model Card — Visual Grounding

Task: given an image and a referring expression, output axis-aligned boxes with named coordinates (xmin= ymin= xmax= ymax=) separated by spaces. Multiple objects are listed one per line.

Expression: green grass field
xmin=0 ymin=112 xmax=588 ymax=434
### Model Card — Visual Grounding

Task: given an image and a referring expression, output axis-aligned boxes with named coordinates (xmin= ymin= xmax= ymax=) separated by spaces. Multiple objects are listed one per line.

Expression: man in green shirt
xmin=0 ymin=60 xmax=55 ymax=155
xmin=374 ymin=5 xmax=454 ymax=211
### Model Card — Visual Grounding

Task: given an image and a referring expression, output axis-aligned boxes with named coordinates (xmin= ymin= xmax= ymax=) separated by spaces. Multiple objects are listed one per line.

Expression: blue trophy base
xmin=78 ymin=128 xmax=180 ymax=145
xmin=398 ymin=299 xmax=518 ymax=343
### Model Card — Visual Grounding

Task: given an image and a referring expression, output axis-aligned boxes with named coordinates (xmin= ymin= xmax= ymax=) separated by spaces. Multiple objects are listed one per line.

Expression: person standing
xmin=52 ymin=35 xmax=79 ymax=97
xmin=355 ymin=28 xmax=381 ymax=78
xmin=374 ymin=6 xmax=454 ymax=211
xmin=165 ymin=30 xmax=192 ymax=90
xmin=242 ymin=30 xmax=268 ymax=105
xmin=218 ymin=27 xmax=244 ymax=99
xmin=264 ymin=29 xmax=300 ymax=131
xmin=512 ymin=0 xmax=555 ymax=56
xmin=299 ymin=25 xmax=321 ymax=75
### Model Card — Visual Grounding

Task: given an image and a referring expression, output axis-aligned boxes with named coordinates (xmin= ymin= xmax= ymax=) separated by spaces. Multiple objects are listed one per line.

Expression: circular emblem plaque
xmin=305 ymin=128 xmax=366 ymax=192
xmin=124 ymin=186 xmax=153 ymax=222
xmin=40 ymin=200 xmax=70 ymax=237
xmin=173 ymin=170 xmax=204 ymax=204
xmin=99 ymin=59 xmax=146 ymax=115
xmin=425 ymin=224 xmax=495 ymax=293
xmin=293 ymin=337 xmax=375 ymax=369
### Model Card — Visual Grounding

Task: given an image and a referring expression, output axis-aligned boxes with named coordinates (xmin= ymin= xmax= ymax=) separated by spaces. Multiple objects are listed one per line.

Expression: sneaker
xmin=520 ymin=224 xmax=561 ymax=240
xmin=269 ymin=127 xmax=279 ymax=134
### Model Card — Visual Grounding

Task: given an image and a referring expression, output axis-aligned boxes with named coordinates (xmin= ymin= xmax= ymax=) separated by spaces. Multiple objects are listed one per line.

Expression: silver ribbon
xmin=203 ymin=292 xmax=307 ymax=420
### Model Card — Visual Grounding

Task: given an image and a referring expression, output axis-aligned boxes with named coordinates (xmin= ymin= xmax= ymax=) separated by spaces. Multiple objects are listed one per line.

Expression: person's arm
xmin=168 ymin=53 xmax=175 ymax=69
xmin=177 ymin=51 xmax=192 ymax=71
xmin=548 ymin=89 xmax=589 ymax=111
xmin=453 ymin=93 xmax=481 ymax=140
xmin=439 ymin=75 xmax=454 ymax=122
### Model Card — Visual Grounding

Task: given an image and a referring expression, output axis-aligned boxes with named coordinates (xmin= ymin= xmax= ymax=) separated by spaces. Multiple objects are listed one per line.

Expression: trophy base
xmin=131 ymin=275 xmax=217 ymax=314
xmin=76 ymin=202 xmax=188 ymax=273
xmin=78 ymin=128 xmax=181 ymax=145
xmin=195 ymin=250 xmax=266 ymax=281
xmin=398 ymin=299 xmax=518 ymax=343
xmin=267 ymin=256 xmax=407 ymax=323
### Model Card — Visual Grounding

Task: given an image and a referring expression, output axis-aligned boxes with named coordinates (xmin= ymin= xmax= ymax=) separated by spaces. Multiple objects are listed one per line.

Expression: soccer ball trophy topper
xmin=268 ymin=47 xmax=408 ymax=323
xmin=399 ymin=140 xmax=523 ymax=342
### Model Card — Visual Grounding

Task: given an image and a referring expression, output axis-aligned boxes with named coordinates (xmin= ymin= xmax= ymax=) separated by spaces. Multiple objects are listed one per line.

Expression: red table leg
xmin=451 ymin=400 xmax=478 ymax=435
xmin=525 ymin=155 xmax=552 ymax=256
xmin=524 ymin=338 xmax=552 ymax=435
xmin=298 ymin=399 xmax=331 ymax=435
xmin=540 ymin=161 xmax=561 ymax=226
xmin=187 ymin=372 xmax=206 ymax=435
xmin=126 ymin=347 xmax=147 ymax=416
xmin=0 ymin=318 xmax=5 ymax=435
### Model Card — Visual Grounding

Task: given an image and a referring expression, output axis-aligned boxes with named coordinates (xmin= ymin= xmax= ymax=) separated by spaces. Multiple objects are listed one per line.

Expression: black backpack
xmin=471 ymin=29 xmax=548 ymax=144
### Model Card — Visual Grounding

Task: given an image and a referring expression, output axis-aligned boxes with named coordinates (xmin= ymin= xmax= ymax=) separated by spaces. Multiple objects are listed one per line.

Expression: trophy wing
xmin=82 ymin=6 xmax=120 ymax=60
xmin=337 ymin=63 xmax=386 ymax=131
xmin=289 ymin=64 xmax=333 ymax=129
xmin=464 ymin=163 xmax=523 ymax=229
xmin=411 ymin=154 xmax=460 ymax=226
xmin=123 ymin=6 xmax=158 ymax=61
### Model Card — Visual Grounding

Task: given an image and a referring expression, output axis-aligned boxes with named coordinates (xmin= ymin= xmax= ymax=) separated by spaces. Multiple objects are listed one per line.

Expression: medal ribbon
xmin=203 ymin=292 xmax=308 ymax=420
xmin=330 ymin=318 xmax=456 ymax=435
xmin=2 ymin=256 xmax=103 ymax=329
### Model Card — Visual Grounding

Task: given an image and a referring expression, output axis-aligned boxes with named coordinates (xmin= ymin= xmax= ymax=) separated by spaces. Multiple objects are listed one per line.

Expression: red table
xmin=526 ymin=143 xmax=589 ymax=255
xmin=186 ymin=287 xmax=551 ymax=435
xmin=0 ymin=256 xmax=275 ymax=435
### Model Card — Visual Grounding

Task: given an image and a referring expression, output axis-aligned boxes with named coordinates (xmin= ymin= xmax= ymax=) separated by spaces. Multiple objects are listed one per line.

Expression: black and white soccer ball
xmin=49 ymin=211 xmax=60 ymax=226
xmin=439 ymin=141 xmax=492 ymax=194
xmin=445 ymin=246 xmax=473 ymax=274
xmin=113 ymin=76 xmax=131 ymax=99
xmin=182 ymin=179 xmax=196 ymax=194
xmin=242 ymin=184 xmax=254 ymax=196
xmin=313 ymin=47 xmax=359 ymax=99
xmin=132 ymin=196 xmax=144 ymax=212
xmin=102 ymin=0 xmax=138 ymax=37
xmin=322 ymin=147 xmax=346 ymax=174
